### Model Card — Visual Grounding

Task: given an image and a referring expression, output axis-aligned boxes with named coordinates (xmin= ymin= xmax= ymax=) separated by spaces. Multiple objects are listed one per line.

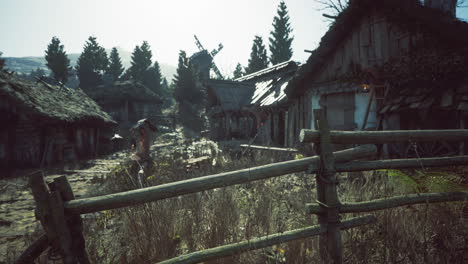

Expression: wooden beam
xmin=65 ymin=144 xmax=377 ymax=214
xmin=14 ymin=234 xmax=49 ymax=264
xmin=314 ymin=109 xmax=343 ymax=263
xmin=300 ymin=129 xmax=468 ymax=144
xmin=308 ymin=156 xmax=468 ymax=173
xmin=240 ymin=144 xmax=298 ymax=153
xmin=306 ymin=192 xmax=468 ymax=214
xmin=157 ymin=215 xmax=376 ymax=264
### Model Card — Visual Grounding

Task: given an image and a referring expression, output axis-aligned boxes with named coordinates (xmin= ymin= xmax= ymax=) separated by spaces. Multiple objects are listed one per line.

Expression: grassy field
xmin=71 ymin=149 xmax=468 ymax=264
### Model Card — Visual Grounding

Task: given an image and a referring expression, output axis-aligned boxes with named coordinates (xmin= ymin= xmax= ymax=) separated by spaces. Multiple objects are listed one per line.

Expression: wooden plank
xmin=64 ymin=170 xmax=111 ymax=173
xmin=53 ymin=176 xmax=90 ymax=264
xmin=240 ymin=144 xmax=298 ymax=152
xmin=333 ymin=156 xmax=468 ymax=172
xmin=314 ymin=109 xmax=343 ymax=263
xmin=48 ymin=191 xmax=76 ymax=264
xmin=157 ymin=215 xmax=376 ymax=264
xmin=300 ymin=129 xmax=468 ymax=144
xmin=14 ymin=234 xmax=49 ymax=264
xmin=65 ymin=145 xmax=377 ymax=214
xmin=306 ymin=192 xmax=468 ymax=214
xmin=29 ymin=171 xmax=58 ymax=247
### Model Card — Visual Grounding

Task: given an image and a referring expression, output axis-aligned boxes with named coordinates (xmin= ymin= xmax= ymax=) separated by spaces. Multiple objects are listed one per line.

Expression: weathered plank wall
xmin=286 ymin=11 xmax=418 ymax=145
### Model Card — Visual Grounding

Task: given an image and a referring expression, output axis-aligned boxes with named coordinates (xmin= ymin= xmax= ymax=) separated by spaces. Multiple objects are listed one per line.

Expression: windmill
xmin=193 ymin=35 xmax=224 ymax=80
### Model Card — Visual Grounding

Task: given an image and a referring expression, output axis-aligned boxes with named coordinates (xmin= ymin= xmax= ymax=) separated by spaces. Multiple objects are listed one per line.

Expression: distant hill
xmin=3 ymin=48 xmax=177 ymax=82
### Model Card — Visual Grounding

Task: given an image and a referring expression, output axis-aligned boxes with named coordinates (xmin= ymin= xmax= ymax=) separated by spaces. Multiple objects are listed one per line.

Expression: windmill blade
xmin=210 ymin=43 xmax=224 ymax=57
xmin=194 ymin=35 xmax=205 ymax=51
xmin=211 ymin=62 xmax=224 ymax=80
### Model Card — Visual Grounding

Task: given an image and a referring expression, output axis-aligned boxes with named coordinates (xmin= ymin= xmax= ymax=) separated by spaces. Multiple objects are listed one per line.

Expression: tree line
xmin=234 ymin=1 xmax=294 ymax=78
xmin=41 ymin=36 xmax=168 ymax=95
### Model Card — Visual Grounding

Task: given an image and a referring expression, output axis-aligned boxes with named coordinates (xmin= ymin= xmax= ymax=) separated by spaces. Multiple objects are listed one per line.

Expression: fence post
xmin=313 ymin=109 xmax=343 ymax=264
xmin=51 ymin=176 xmax=90 ymax=264
xmin=28 ymin=171 xmax=88 ymax=264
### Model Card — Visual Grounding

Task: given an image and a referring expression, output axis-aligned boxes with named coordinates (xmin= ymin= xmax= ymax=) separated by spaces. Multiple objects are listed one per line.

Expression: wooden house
xmin=205 ymin=61 xmax=299 ymax=146
xmin=0 ymin=72 xmax=116 ymax=171
xmin=205 ymin=79 xmax=255 ymax=141
xmin=236 ymin=60 xmax=299 ymax=146
xmin=84 ymin=81 xmax=162 ymax=131
xmin=285 ymin=0 xmax=468 ymax=156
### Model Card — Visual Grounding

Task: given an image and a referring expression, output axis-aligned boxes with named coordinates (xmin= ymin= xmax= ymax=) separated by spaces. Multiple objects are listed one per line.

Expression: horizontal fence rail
xmin=239 ymin=144 xmax=299 ymax=153
xmin=300 ymin=129 xmax=468 ymax=144
xmin=308 ymin=156 xmax=468 ymax=173
xmin=306 ymin=191 xmax=468 ymax=214
xmin=158 ymin=215 xmax=377 ymax=264
xmin=65 ymin=145 xmax=377 ymax=214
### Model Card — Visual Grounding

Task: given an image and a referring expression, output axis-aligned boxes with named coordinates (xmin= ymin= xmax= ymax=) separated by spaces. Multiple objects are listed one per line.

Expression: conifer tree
xmin=76 ymin=36 xmax=108 ymax=88
xmin=129 ymin=41 xmax=152 ymax=82
xmin=144 ymin=61 xmax=162 ymax=93
xmin=106 ymin=47 xmax=124 ymax=81
xmin=269 ymin=1 xmax=294 ymax=65
xmin=45 ymin=36 xmax=71 ymax=83
xmin=173 ymin=50 xmax=205 ymax=132
xmin=0 ymin=52 xmax=5 ymax=70
xmin=233 ymin=63 xmax=244 ymax=79
xmin=245 ymin=36 xmax=269 ymax=75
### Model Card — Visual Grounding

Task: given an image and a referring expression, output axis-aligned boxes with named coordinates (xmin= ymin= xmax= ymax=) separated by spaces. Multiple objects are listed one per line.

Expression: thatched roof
xmin=286 ymin=0 xmax=468 ymax=98
xmin=206 ymin=79 xmax=254 ymax=112
xmin=0 ymin=72 xmax=116 ymax=126
xmin=84 ymin=81 xmax=162 ymax=104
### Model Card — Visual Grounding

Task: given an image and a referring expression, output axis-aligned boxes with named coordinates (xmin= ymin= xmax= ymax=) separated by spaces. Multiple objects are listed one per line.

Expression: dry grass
xmin=81 ymin=152 xmax=468 ymax=264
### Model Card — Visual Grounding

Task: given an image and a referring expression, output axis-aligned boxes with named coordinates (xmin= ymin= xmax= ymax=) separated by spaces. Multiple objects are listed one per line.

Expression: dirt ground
xmin=0 ymin=151 xmax=128 ymax=263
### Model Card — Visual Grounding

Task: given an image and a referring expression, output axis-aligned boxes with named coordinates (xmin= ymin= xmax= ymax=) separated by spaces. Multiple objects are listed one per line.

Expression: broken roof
xmin=0 ymin=72 xmax=116 ymax=126
xmin=242 ymin=60 xmax=299 ymax=108
xmin=286 ymin=0 xmax=468 ymax=98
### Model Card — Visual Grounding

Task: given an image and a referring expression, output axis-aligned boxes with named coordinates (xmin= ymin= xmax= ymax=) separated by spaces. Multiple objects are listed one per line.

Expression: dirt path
xmin=0 ymin=152 xmax=128 ymax=263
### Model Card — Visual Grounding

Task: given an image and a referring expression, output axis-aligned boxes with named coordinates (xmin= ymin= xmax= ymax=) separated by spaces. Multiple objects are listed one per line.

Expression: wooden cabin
xmin=0 ymin=72 xmax=116 ymax=172
xmin=205 ymin=79 xmax=255 ymax=141
xmin=236 ymin=60 xmax=299 ymax=146
xmin=285 ymin=0 xmax=468 ymax=156
xmin=84 ymin=81 xmax=162 ymax=131
xmin=205 ymin=61 xmax=299 ymax=146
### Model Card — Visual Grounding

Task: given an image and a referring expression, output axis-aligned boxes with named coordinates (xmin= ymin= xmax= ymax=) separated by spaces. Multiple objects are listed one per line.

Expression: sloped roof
xmin=249 ymin=72 xmax=295 ymax=107
xmin=241 ymin=60 xmax=299 ymax=107
xmin=205 ymin=79 xmax=254 ymax=111
xmin=0 ymin=72 xmax=116 ymax=126
xmin=84 ymin=80 xmax=162 ymax=104
xmin=286 ymin=0 xmax=468 ymax=98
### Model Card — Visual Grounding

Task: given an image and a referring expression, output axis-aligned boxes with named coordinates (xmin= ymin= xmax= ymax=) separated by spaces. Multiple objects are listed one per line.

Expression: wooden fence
xmin=16 ymin=109 xmax=468 ymax=264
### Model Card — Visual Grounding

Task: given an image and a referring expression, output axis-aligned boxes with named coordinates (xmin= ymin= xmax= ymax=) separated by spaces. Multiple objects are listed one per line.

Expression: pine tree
xmin=144 ymin=61 xmax=162 ymax=93
xmin=245 ymin=36 xmax=269 ymax=75
xmin=76 ymin=36 xmax=108 ymax=88
xmin=129 ymin=41 xmax=152 ymax=82
xmin=45 ymin=36 xmax=71 ymax=83
xmin=269 ymin=1 xmax=294 ymax=65
xmin=233 ymin=63 xmax=244 ymax=79
xmin=173 ymin=50 xmax=205 ymax=133
xmin=106 ymin=47 xmax=124 ymax=81
xmin=0 ymin=52 xmax=5 ymax=71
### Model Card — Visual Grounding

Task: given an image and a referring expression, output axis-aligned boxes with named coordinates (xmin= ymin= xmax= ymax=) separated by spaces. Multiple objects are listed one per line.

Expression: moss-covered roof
xmin=286 ymin=0 xmax=468 ymax=98
xmin=0 ymin=72 xmax=116 ymax=126
xmin=84 ymin=80 xmax=162 ymax=104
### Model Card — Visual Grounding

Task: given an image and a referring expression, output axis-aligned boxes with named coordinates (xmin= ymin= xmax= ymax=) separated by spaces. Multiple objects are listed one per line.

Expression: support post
xmin=52 ymin=176 xmax=90 ymax=264
xmin=28 ymin=171 xmax=82 ymax=264
xmin=313 ymin=109 xmax=343 ymax=264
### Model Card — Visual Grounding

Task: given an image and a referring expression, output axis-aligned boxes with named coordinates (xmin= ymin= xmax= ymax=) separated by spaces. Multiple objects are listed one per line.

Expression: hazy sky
xmin=2 ymin=0 xmax=468 ymax=76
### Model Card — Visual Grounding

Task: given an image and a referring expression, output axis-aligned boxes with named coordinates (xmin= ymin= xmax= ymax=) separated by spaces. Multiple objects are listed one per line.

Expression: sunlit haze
xmin=2 ymin=0 xmax=468 ymax=76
